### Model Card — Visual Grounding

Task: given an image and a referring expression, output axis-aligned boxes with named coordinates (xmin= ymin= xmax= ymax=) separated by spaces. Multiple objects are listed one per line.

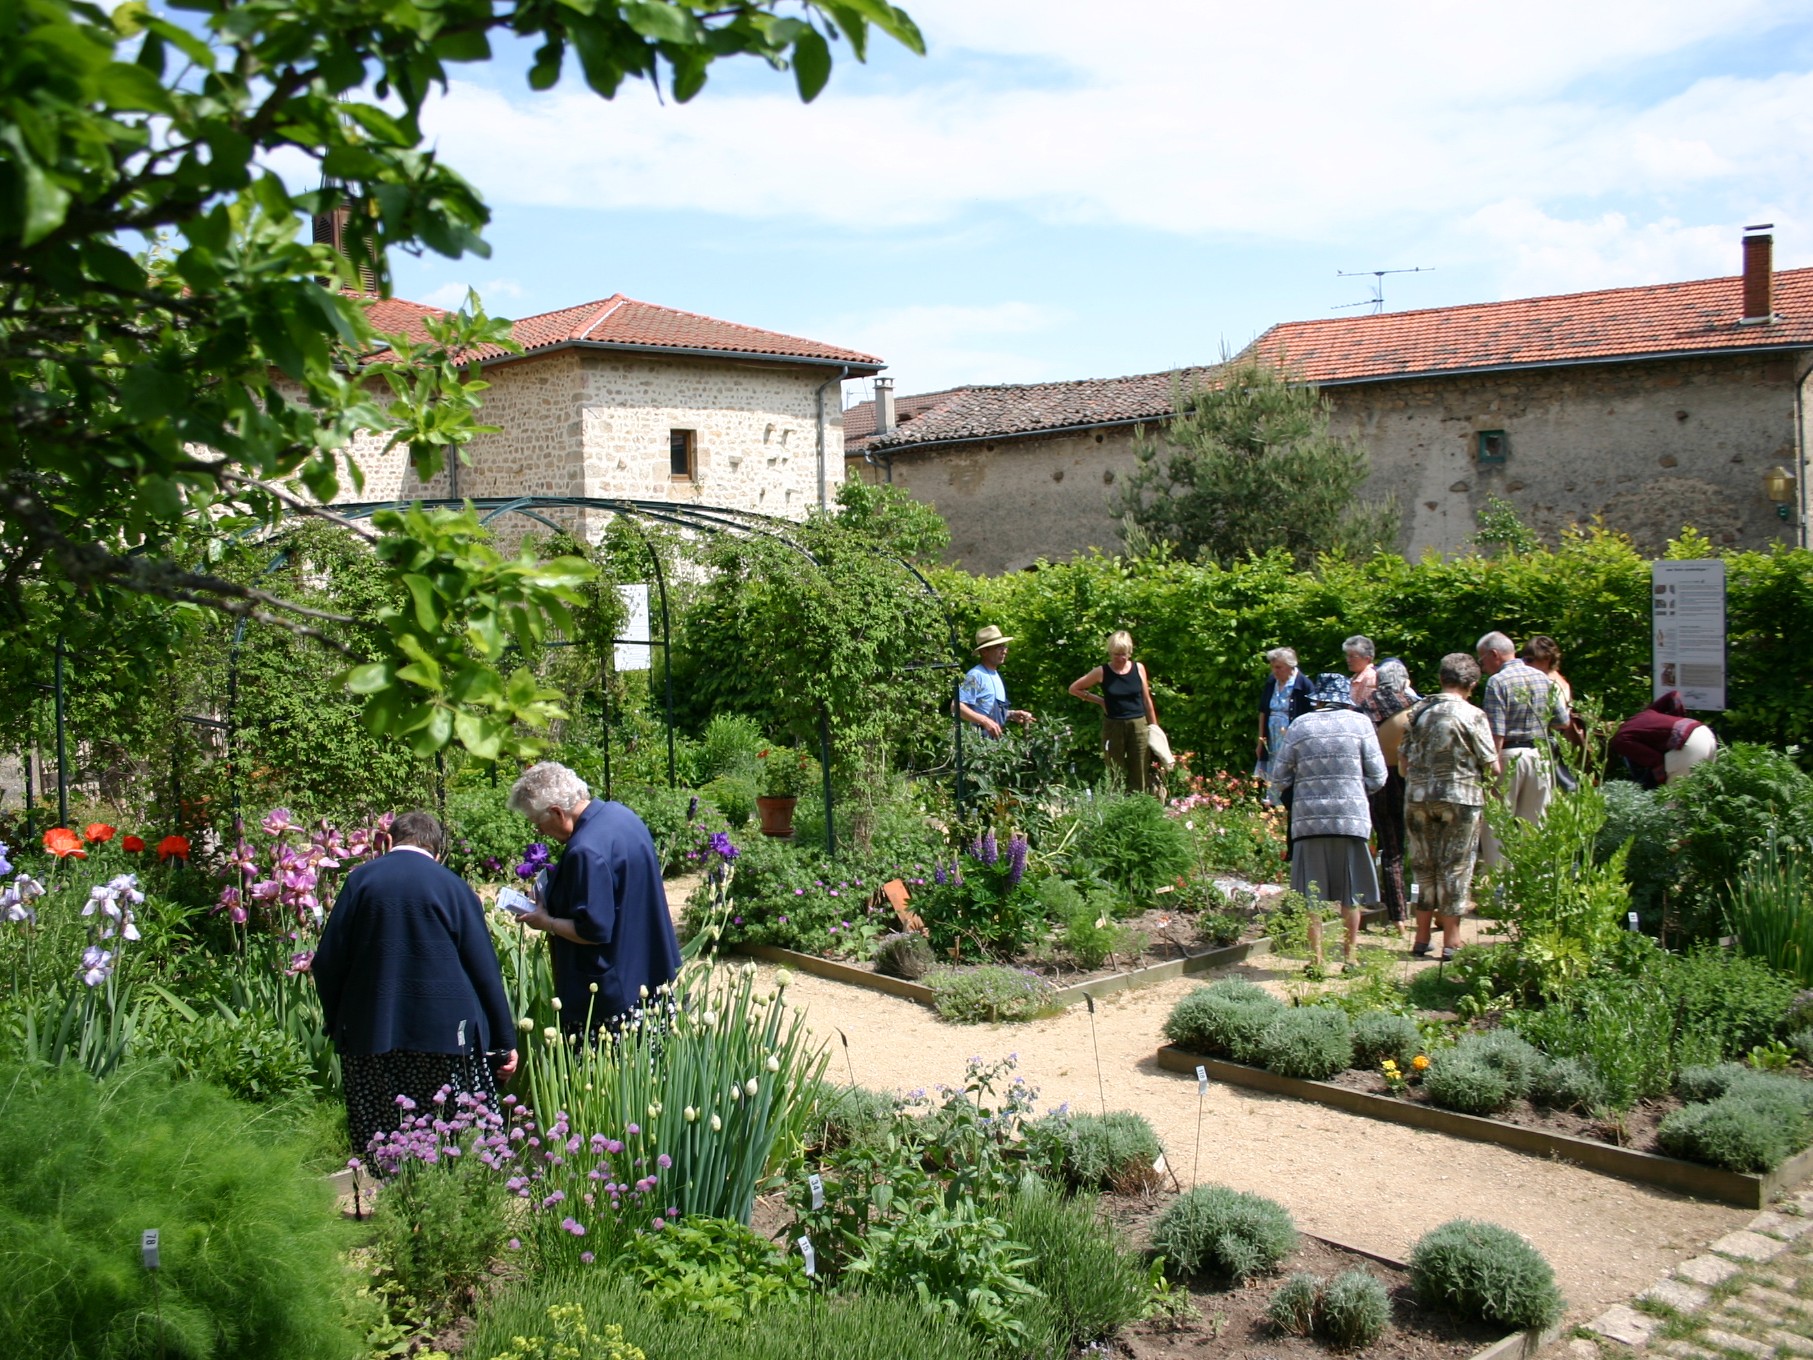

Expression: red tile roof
xmin=845 ymin=368 xmax=1216 ymax=452
xmin=1244 ymin=266 xmax=1813 ymax=385
xmin=356 ymin=292 xmax=882 ymax=371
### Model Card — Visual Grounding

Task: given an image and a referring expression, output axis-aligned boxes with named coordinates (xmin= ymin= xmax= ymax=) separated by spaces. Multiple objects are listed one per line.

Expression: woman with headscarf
xmin=1270 ymin=673 xmax=1387 ymax=965
xmin=1610 ymin=691 xmax=1718 ymax=789
xmin=1360 ymin=658 xmax=1417 ymax=931
xmin=1255 ymin=647 xmax=1314 ymax=805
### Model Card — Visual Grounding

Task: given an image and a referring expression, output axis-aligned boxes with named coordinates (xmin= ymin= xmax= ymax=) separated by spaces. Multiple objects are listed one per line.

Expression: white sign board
xmin=1651 ymin=560 xmax=1725 ymax=710
xmin=614 ymin=584 xmax=651 ymax=672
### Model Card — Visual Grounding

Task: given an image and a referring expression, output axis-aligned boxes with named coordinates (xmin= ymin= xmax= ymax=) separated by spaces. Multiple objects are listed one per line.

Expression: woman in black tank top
xmin=1067 ymin=629 xmax=1159 ymax=794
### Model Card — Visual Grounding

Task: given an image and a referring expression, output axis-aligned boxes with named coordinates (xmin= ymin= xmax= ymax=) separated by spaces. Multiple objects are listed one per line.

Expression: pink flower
xmin=560 ymin=1216 xmax=586 ymax=1236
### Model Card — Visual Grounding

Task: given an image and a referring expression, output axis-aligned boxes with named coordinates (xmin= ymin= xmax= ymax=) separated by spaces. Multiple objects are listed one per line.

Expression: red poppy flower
xmin=122 ymin=835 xmax=146 ymax=853
xmin=84 ymin=822 xmax=117 ymax=844
xmin=43 ymin=827 xmax=88 ymax=859
xmin=157 ymin=835 xmax=192 ymax=863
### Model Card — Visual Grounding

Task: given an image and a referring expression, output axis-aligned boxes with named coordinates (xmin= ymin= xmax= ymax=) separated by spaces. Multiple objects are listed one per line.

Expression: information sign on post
xmin=1650 ymin=560 xmax=1726 ymax=710
xmin=614 ymin=584 xmax=651 ymax=672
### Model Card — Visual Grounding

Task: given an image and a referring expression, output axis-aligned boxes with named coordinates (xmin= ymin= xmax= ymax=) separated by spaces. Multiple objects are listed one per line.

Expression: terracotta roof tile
xmin=356 ymin=292 xmax=881 ymax=370
xmin=846 ymin=368 xmax=1216 ymax=452
xmin=1244 ymin=267 xmax=1813 ymax=385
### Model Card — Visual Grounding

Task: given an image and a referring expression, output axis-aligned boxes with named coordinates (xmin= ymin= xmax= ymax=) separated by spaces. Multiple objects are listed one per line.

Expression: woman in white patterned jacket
xmin=1270 ymin=672 xmax=1388 ymax=966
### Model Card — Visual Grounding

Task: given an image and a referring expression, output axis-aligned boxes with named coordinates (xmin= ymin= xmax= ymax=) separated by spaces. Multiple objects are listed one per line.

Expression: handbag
xmin=1146 ymin=723 xmax=1175 ymax=769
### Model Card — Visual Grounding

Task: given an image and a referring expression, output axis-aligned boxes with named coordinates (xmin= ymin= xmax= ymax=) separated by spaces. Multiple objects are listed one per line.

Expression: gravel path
xmin=746 ymin=938 xmax=1756 ymax=1327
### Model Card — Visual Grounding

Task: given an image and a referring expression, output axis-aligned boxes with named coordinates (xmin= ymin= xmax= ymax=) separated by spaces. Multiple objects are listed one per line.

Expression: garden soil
xmin=706 ymin=906 xmax=1761 ymax=1330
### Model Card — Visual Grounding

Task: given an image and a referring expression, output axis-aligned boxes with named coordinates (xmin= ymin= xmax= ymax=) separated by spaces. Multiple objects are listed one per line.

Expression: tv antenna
xmin=1335 ymin=266 xmax=1432 ymax=314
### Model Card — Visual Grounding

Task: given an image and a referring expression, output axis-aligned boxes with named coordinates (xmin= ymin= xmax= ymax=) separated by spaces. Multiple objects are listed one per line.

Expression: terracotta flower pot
xmin=755 ymin=795 xmax=797 ymax=838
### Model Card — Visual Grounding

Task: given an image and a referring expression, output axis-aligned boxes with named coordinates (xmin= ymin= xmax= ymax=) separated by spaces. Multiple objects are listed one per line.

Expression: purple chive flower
xmin=560 ymin=1217 xmax=586 ymax=1236
xmin=580 ymin=1251 xmax=595 ymax=1264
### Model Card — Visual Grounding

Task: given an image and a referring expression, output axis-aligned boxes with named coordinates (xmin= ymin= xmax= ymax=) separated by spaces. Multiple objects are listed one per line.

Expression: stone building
xmin=343 ymin=291 xmax=884 ymax=540
xmin=849 ymin=233 xmax=1812 ymax=570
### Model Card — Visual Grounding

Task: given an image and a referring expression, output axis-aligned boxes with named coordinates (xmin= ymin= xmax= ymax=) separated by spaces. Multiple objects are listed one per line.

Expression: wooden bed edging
xmin=733 ymin=936 xmax=1283 ymax=1010
xmin=1156 ymin=1046 xmax=1813 ymax=1210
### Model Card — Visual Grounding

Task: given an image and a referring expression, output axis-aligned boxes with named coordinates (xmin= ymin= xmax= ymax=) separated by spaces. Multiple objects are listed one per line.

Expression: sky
xmin=383 ymin=0 xmax=1813 ymax=405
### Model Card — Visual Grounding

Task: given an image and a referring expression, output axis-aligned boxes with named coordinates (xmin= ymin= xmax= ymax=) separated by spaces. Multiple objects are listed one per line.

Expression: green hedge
xmin=934 ymin=531 xmax=1813 ymax=778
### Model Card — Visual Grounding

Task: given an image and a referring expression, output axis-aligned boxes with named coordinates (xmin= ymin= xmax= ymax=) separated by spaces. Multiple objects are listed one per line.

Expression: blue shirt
xmin=959 ymin=663 xmax=1009 ymax=732
xmin=544 ymin=800 xmax=681 ymax=1030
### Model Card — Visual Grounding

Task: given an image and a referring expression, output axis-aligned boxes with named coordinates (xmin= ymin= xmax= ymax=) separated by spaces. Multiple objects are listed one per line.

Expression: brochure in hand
xmin=497 ymin=886 xmax=536 ymax=916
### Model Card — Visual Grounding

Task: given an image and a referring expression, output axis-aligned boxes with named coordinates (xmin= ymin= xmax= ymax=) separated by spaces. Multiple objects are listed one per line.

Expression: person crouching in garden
xmin=507 ymin=761 xmax=681 ymax=1036
xmin=310 ymin=810 xmax=518 ymax=1160
xmin=1360 ymin=658 xmax=1418 ymax=932
xmin=1270 ymin=673 xmax=1387 ymax=966
xmin=1068 ymin=629 xmax=1159 ymax=794
xmin=1400 ymin=653 xmax=1501 ymax=961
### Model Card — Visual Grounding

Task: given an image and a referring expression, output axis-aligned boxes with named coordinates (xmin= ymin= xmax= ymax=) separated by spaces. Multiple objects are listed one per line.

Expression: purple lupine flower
xmin=934 ymin=863 xmax=948 ymax=886
xmin=981 ymin=829 xmax=998 ymax=866
xmin=1006 ymin=833 xmax=1029 ymax=887
xmin=687 ymin=795 xmax=699 ymax=820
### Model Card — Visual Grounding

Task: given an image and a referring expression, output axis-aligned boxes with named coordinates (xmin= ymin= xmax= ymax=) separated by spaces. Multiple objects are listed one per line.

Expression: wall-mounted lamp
xmin=1764 ymin=464 xmax=1797 ymax=522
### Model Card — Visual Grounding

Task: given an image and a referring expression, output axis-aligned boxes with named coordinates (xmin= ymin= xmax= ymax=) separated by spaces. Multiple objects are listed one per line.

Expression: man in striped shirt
xmin=1475 ymin=631 xmax=1570 ymax=868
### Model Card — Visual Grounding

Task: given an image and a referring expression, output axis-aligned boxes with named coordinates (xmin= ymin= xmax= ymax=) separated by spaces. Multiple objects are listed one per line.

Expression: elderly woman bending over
xmin=507 ymin=761 xmax=682 ymax=1035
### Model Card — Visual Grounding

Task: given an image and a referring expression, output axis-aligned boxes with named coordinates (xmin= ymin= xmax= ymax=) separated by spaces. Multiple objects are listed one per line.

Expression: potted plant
xmin=755 ymin=747 xmax=810 ymax=838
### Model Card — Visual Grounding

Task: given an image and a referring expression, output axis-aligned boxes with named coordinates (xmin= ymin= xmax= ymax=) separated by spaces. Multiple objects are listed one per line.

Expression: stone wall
xmin=1324 ymin=352 xmax=1813 ymax=558
xmin=852 ymin=425 xmax=1147 ymax=573
xmin=319 ymin=348 xmax=845 ymax=544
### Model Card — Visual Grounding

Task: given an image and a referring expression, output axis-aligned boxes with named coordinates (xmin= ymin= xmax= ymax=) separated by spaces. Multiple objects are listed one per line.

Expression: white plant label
xmin=797 ymin=1235 xmax=817 ymax=1277
xmin=1153 ymin=1153 xmax=1169 ymax=1176
xmin=1628 ymin=912 xmax=1640 ymax=931
xmin=808 ymin=1173 xmax=824 ymax=1209
xmin=1195 ymin=1065 xmax=1209 ymax=1096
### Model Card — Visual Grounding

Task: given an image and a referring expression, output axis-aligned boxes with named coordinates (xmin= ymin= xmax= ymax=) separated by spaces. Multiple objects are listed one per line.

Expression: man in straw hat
xmin=959 ymin=625 xmax=1036 ymax=739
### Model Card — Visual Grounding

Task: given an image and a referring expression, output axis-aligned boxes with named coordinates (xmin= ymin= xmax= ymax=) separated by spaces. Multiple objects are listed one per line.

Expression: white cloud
xmin=824 ymin=301 xmax=1072 ymax=393
xmin=415 ymin=0 xmax=1813 ymax=244
xmin=417 ymin=278 xmax=527 ymax=311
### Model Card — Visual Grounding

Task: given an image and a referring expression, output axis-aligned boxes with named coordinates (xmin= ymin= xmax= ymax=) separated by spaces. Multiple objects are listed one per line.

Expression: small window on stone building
xmin=669 ymin=429 xmax=696 ymax=480
xmin=1476 ymin=430 xmax=1509 ymax=465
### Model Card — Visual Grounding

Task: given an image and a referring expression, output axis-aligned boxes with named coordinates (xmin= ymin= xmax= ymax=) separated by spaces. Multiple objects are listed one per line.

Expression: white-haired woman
xmin=1069 ymin=629 xmax=1160 ymax=794
xmin=1343 ymin=635 xmax=1378 ymax=710
xmin=506 ymin=761 xmax=681 ymax=1034
xmin=1255 ymin=647 xmax=1314 ymax=804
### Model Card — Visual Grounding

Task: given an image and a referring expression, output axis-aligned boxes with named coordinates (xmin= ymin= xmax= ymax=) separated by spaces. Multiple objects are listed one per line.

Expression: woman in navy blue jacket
xmin=1254 ymin=646 xmax=1315 ymax=802
xmin=311 ymin=811 xmax=517 ymax=1158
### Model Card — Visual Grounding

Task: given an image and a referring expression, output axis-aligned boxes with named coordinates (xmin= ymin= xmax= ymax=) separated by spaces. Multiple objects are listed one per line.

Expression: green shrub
xmin=1198 ymin=911 xmax=1247 ymax=948
xmin=1467 ymin=1030 xmax=1545 ymax=1098
xmin=1319 ymin=1269 xmax=1392 ymax=1348
xmin=848 ymin=1199 xmax=1044 ymax=1352
xmin=1409 ymin=1219 xmax=1564 ymax=1332
xmin=1667 ymin=744 xmax=1813 ymax=939
xmin=1595 ymin=780 xmax=1678 ymax=929
xmin=1061 ymin=1111 xmax=1165 ymax=1192
xmin=1530 ymin=1056 xmax=1609 ymax=1114
xmin=1076 ymin=793 xmax=1194 ymax=902
xmin=1005 ymin=1182 xmax=1150 ymax=1351
xmin=139 ymin=1004 xmax=319 ymax=1104
xmin=1675 ymin=1062 xmax=1749 ymax=1104
xmin=703 ymin=775 xmax=758 ymax=830
xmin=0 ymin=1062 xmax=357 ymax=1360
xmin=927 ymin=966 xmax=1059 ymax=1024
xmin=1424 ymin=1051 xmax=1515 ymax=1116
xmin=811 ymin=1083 xmax=900 ymax=1152
xmin=619 ymin=1216 xmax=807 ymax=1322
xmin=1791 ymin=1028 xmax=1813 ymax=1066
xmin=698 ymin=714 xmax=767 ymax=783
xmin=1664 ymin=946 xmax=1800 ymax=1058
xmin=1658 ymin=1095 xmax=1800 ymax=1172
xmin=1151 ymin=1183 xmax=1298 ymax=1281
xmin=1266 ymin=1272 xmax=1322 ymax=1336
xmin=1162 ymin=979 xmax=1286 ymax=1061
xmin=1352 ymin=1010 xmax=1422 ymax=1069
xmin=467 ymin=1272 xmax=990 ymax=1360
xmin=445 ymin=779 xmax=531 ymax=882
xmin=873 ymin=930 xmax=934 ymax=980
xmin=370 ymin=1133 xmax=513 ymax=1317
xmin=1058 ymin=891 xmax=1138 ymax=970
xmin=1255 ymin=1006 xmax=1354 ymax=1080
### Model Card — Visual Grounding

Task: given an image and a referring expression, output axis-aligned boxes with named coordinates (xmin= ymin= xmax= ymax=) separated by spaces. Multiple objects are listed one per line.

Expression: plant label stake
xmin=808 ymin=1173 xmax=825 ymax=1210
xmin=836 ymin=1027 xmax=856 ymax=1089
xmin=1085 ymin=992 xmax=1107 ymax=1116
xmin=1627 ymin=912 xmax=1639 ymax=932
xmin=1193 ymin=1065 xmax=1208 ymax=1188
xmin=797 ymin=1235 xmax=817 ymax=1277
xmin=142 ymin=1229 xmax=163 ymax=1360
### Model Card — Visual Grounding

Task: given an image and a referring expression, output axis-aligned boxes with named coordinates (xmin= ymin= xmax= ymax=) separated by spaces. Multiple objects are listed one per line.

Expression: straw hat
xmin=972 ymin=625 xmax=1015 ymax=654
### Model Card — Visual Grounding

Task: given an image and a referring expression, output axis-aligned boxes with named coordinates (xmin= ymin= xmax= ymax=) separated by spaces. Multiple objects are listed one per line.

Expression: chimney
xmin=1741 ymin=224 xmax=1775 ymax=324
xmin=874 ymin=377 xmax=896 ymax=437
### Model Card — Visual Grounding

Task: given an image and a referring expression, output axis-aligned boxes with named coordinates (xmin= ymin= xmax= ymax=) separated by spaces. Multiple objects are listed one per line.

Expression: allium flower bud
xmin=774 ymin=968 xmax=793 ymax=989
xmin=551 ymin=996 xmax=563 ymax=1010
xmin=744 ymin=1078 xmax=759 ymax=1097
xmin=684 ymin=1106 xmax=698 ymax=1122
xmin=710 ymin=1114 xmax=722 ymax=1131
xmin=639 ymin=984 xmax=649 ymax=999
xmin=589 ymin=982 xmax=599 ymax=993
xmin=765 ymin=1055 xmax=780 ymax=1073
xmin=543 ymin=1026 xmax=559 ymax=1041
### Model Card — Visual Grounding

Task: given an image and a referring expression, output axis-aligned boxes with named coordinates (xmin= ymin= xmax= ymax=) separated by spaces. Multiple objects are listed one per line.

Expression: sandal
xmin=1411 ymin=942 xmax=1431 ymax=958
xmin=1440 ymin=948 xmax=1457 ymax=962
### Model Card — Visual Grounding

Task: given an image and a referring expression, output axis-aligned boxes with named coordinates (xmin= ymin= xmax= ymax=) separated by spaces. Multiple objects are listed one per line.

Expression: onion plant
xmin=1727 ymin=836 xmax=1813 ymax=985
xmin=523 ymin=960 xmax=827 ymax=1226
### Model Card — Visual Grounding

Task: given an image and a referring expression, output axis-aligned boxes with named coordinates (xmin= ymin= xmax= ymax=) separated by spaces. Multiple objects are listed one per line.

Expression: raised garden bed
xmin=1103 ymin=1193 xmax=1563 ymax=1360
xmin=734 ymin=905 xmax=1388 ymax=1011
xmin=1155 ymin=1046 xmax=1813 ymax=1209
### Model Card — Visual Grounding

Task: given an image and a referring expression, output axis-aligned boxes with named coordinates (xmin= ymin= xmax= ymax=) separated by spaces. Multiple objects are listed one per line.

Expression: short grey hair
xmin=508 ymin=761 xmax=590 ymax=820
xmin=1439 ymin=652 xmax=1482 ymax=689
xmin=1265 ymin=646 xmax=1298 ymax=668
xmin=1476 ymin=631 xmax=1515 ymax=658
xmin=1375 ymin=659 xmax=1411 ymax=694
xmin=1342 ymin=635 xmax=1375 ymax=661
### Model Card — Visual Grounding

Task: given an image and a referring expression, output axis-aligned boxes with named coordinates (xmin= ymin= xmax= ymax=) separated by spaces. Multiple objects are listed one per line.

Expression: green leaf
xmin=454 ymin=710 xmax=504 ymax=760
xmin=346 ymin=663 xmax=394 ymax=694
xmin=792 ymin=27 xmax=832 ymax=102
xmin=400 ymin=574 xmax=440 ymax=632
